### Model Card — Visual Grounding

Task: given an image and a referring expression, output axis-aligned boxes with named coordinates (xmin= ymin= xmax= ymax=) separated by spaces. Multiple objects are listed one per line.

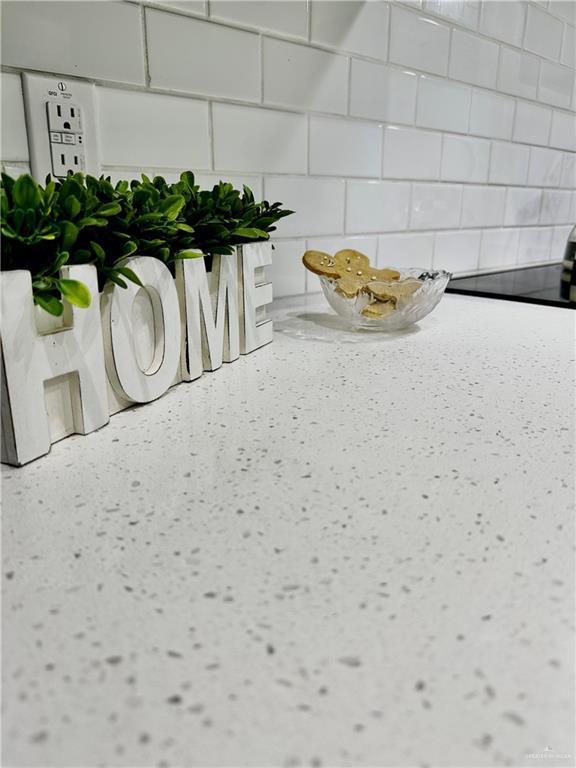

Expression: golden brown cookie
xmin=302 ymin=250 xmax=342 ymax=277
xmin=369 ymin=267 xmax=401 ymax=281
xmin=333 ymin=249 xmax=371 ymax=276
xmin=361 ymin=301 xmax=396 ymax=318
xmin=365 ymin=278 xmax=422 ymax=302
xmin=335 ymin=276 xmax=366 ymax=298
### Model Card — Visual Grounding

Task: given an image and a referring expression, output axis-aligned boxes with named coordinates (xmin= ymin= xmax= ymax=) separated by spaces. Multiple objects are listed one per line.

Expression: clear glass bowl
xmin=319 ymin=268 xmax=451 ymax=331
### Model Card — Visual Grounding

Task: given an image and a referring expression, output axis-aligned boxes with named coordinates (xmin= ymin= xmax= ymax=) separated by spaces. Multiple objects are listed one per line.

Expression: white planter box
xmin=1 ymin=242 xmax=273 ymax=466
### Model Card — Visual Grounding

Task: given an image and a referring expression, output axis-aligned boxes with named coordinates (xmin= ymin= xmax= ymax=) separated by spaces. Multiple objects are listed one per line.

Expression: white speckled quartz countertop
xmin=2 ymin=293 xmax=575 ymax=768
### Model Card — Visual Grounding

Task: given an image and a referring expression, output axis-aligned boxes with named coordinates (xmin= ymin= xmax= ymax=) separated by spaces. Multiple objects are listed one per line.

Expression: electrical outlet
xmin=22 ymin=74 xmax=100 ymax=181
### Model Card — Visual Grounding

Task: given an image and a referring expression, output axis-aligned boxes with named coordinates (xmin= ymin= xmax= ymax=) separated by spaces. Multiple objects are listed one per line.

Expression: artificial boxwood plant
xmin=0 ymin=171 xmax=293 ymax=316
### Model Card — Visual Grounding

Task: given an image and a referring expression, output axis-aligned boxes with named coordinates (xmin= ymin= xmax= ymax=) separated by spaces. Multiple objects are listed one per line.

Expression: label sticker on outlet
xmin=22 ymin=74 xmax=100 ymax=181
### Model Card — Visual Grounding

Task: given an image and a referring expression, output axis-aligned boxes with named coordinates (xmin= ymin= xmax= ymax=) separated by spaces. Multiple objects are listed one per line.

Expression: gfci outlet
xmin=22 ymin=74 xmax=100 ymax=181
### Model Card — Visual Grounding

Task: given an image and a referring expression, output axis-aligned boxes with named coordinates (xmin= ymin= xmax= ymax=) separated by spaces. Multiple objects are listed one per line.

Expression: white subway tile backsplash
xmin=528 ymin=146 xmax=564 ymax=186
xmin=517 ymin=226 xmax=553 ymax=263
xmin=538 ymin=60 xmax=575 ymax=107
xmin=1 ymin=74 xmax=28 ymax=162
xmin=539 ymin=189 xmax=573 ymax=223
xmin=310 ymin=116 xmax=382 ymax=177
xmin=524 ymin=5 xmax=563 ymax=60
xmin=350 ymin=60 xmax=418 ymax=124
xmin=417 ymin=77 xmax=471 ymax=133
xmin=210 ymin=1 xmax=307 ymax=37
xmin=382 ymin=126 xmax=442 ymax=179
xmin=377 ymin=232 xmax=435 ymax=270
xmin=389 ymin=6 xmax=450 ymax=76
xmin=469 ymin=90 xmax=515 ymax=140
xmin=449 ymin=30 xmax=499 ymax=89
xmin=270 ymin=239 xmax=307 ymax=297
xmin=504 ymin=188 xmax=543 ymax=226
xmin=479 ymin=228 xmax=520 ymax=270
xmin=441 ymin=135 xmax=490 ymax=183
xmin=345 ymin=180 xmax=411 ymax=233
xmin=561 ymin=153 xmax=576 ymax=188
xmin=549 ymin=110 xmax=576 ymax=151
xmin=424 ymin=0 xmax=480 ymax=30
xmin=1 ymin=1 xmax=145 ymax=84
xmin=151 ymin=1 xmax=206 ymax=15
xmin=461 ymin=186 xmax=506 ymax=228
xmin=263 ymin=177 xmax=345 ymax=237
xmin=213 ymin=104 xmax=307 ymax=173
xmin=263 ymin=38 xmax=347 ymax=114
xmin=434 ymin=229 xmax=481 ymax=274
xmin=560 ymin=23 xmax=576 ymax=68
xmin=512 ymin=102 xmax=552 ymax=146
xmin=489 ymin=141 xmax=530 ymax=185
xmin=411 ymin=183 xmax=463 ymax=230
xmin=550 ymin=224 xmax=573 ymax=261
xmin=98 ymin=88 xmax=211 ymax=170
xmin=310 ymin=1 xmax=389 ymax=61
xmin=147 ymin=9 xmax=260 ymax=101
xmin=548 ymin=0 xmax=576 ymax=25
xmin=498 ymin=47 xmax=540 ymax=99
xmin=480 ymin=0 xmax=526 ymax=47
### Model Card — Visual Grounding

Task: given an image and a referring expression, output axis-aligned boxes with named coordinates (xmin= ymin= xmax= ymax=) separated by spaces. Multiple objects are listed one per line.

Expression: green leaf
xmin=232 ymin=227 xmax=269 ymax=240
xmin=90 ymin=240 xmax=106 ymax=262
xmin=12 ymin=174 xmax=41 ymax=209
xmin=57 ymin=278 xmax=91 ymax=308
xmin=107 ymin=272 xmax=128 ymax=289
xmin=97 ymin=201 xmax=122 ymax=216
xmin=121 ymin=240 xmax=138 ymax=258
xmin=158 ymin=195 xmax=184 ymax=220
xmin=173 ymin=250 xmax=204 ymax=260
xmin=34 ymin=292 xmax=64 ymax=316
xmin=63 ymin=195 xmax=81 ymax=219
xmin=60 ymin=220 xmax=79 ymax=250
xmin=115 ymin=266 xmax=143 ymax=287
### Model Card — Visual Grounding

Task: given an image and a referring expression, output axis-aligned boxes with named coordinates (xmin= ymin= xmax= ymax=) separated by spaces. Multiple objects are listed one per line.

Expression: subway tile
xmin=377 ymin=232 xmax=434 ymax=270
xmin=489 ymin=141 xmax=530 ymax=185
xmin=213 ymin=104 xmax=307 ymax=174
xmin=504 ymin=188 xmax=543 ymax=226
xmin=147 ymin=9 xmax=259 ymax=101
xmin=345 ymin=181 xmax=411 ymax=233
xmin=561 ymin=152 xmax=576 ymax=188
xmin=538 ymin=60 xmax=574 ymax=107
xmin=310 ymin=1 xmax=389 ymax=60
xmin=1 ymin=1 xmax=145 ymax=84
xmin=441 ymin=135 xmax=490 ymax=183
xmin=98 ymin=88 xmax=210 ymax=170
xmin=524 ymin=4 xmax=563 ymax=59
xmin=382 ymin=126 xmax=442 ymax=180
xmin=263 ymin=177 xmax=345 ymax=237
xmin=309 ymin=116 xmax=381 ymax=177
xmin=528 ymin=146 xmax=564 ymax=185
xmin=469 ymin=90 xmax=515 ymax=140
xmin=479 ymin=228 xmax=520 ymax=270
xmin=548 ymin=0 xmax=576 ymax=25
xmin=307 ymin=235 xmax=378 ymax=261
xmin=269 ymin=239 xmax=307 ymax=298
xmin=210 ymin=1 xmax=307 ymax=37
xmin=480 ymin=0 xmax=526 ymax=47
xmin=513 ymin=102 xmax=552 ymax=146
xmin=461 ymin=186 xmax=506 ymax=228
xmin=150 ymin=1 xmax=206 ymax=15
xmin=549 ymin=110 xmax=576 ymax=150
xmin=350 ymin=60 xmax=418 ymax=124
xmin=560 ymin=23 xmax=575 ymax=68
xmin=423 ymin=0 xmax=480 ymax=29
xmin=433 ymin=230 xmax=481 ymax=274
xmin=517 ymin=227 xmax=553 ymax=264
xmin=540 ymin=189 xmax=573 ymax=223
xmin=1 ymin=73 xmax=28 ymax=162
xmin=389 ymin=6 xmax=450 ymax=76
xmin=416 ymin=76 xmax=471 ymax=133
xmin=411 ymin=183 xmax=462 ymax=230
xmin=498 ymin=47 xmax=540 ymax=99
xmin=550 ymin=224 xmax=573 ymax=261
xmin=263 ymin=38 xmax=347 ymax=114
xmin=449 ymin=29 xmax=499 ymax=89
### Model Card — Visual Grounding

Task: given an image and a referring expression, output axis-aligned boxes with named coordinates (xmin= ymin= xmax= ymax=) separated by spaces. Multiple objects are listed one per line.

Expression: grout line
xmin=140 ymin=5 xmax=152 ymax=88
xmin=208 ymin=101 xmax=215 ymax=171
xmin=346 ymin=56 xmax=352 ymax=116
xmin=259 ymin=34 xmax=264 ymax=105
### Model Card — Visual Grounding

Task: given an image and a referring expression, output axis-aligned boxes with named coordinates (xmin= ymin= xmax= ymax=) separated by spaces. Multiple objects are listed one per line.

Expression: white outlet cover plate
xmin=22 ymin=73 xmax=100 ymax=181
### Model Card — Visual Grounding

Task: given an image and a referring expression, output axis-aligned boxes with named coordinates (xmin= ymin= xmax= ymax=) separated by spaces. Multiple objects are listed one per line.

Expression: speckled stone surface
xmin=2 ymin=294 xmax=574 ymax=768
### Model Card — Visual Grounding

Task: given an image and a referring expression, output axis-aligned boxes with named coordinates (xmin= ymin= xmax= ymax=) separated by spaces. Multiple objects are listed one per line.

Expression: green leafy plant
xmin=1 ymin=170 xmax=294 ymax=315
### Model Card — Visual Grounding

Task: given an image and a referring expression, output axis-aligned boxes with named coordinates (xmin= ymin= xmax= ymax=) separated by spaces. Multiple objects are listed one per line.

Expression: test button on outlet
xmin=50 ymin=131 xmax=62 ymax=143
xmin=62 ymin=134 xmax=77 ymax=145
